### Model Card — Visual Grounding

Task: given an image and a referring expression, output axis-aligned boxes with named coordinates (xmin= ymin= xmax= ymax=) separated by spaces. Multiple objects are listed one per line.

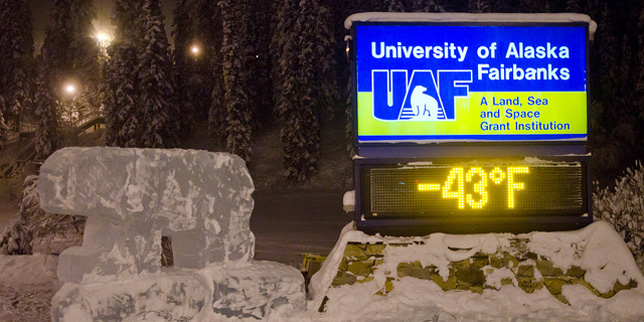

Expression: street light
xmin=63 ymin=82 xmax=77 ymax=97
xmin=190 ymin=44 xmax=201 ymax=57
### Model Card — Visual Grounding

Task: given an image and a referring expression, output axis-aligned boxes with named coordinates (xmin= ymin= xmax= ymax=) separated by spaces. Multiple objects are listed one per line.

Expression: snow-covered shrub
xmin=593 ymin=161 xmax=644 ymax=272
xmin=1 ymin=174 xmax=83 ymax=255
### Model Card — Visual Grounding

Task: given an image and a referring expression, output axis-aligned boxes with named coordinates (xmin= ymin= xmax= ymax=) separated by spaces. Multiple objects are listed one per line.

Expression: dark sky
xmin=30 ymin=0 xmax=176 ymax=51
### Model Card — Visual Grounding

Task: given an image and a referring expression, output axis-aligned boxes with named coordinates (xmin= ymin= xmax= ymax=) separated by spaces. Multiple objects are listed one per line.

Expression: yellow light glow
xmin=190 ymin=45 xmax=201 ymax=56
xmin=507 ymin=167 xmax=529 ymax=208
xmin=418 ymin=183 xmax=440 ymax=191
xmin=64 ymin=84 xmax=76 ymax=94
xmin=96 ymin=32 xmax=109 ymax=42
xmin=442 ymin=167 xmax=465 ymax=209
xmin=466 ymin=167 xmax=488 ymax=209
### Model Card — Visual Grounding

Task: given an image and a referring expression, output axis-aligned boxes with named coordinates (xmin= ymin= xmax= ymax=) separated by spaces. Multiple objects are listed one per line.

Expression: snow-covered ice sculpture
xmin=39 ymin=147 xmax=305 ymax=321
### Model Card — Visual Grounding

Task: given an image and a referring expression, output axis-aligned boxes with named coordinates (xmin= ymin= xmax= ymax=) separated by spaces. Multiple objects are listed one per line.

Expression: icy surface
xmin=38 ymin=147 xmax=306 ymax=321
xmin=51 ymin=261 xmax=305 ymax=322
xmin=39 ymin=147 xmax=255 ymax=283
xmin=296 ymin=221 xmax=644 ymax=321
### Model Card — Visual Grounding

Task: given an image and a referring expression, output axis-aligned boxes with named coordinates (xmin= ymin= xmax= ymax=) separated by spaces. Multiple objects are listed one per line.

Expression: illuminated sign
xmin=361 ymin=160 xmax=587 ymax=218
xmin=353 ymin=23 xmax=589 ymax=144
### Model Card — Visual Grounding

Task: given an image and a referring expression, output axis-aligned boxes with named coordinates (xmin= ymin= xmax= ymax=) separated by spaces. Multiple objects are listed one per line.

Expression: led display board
xmin=353 ymin=22 xmax=589 ymax=144
xmin=361 ymin=160 xmax=587 ymax=218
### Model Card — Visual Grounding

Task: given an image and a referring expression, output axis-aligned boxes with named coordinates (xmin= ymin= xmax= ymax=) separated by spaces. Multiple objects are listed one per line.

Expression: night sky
xmin=29 ymin=0 xmax=176 ymax=51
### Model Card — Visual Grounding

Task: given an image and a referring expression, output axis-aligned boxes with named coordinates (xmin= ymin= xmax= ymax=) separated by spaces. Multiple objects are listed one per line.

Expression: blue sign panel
xmin=354 ymin=23 xmax=589 ymax=143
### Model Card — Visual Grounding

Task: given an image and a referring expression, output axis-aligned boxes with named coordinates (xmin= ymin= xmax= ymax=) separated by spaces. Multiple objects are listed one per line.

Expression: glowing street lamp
xmin=190 ymin=44 xmax=201 ymax=57
xmin=64 ymin=83 xmax=77 ymax=96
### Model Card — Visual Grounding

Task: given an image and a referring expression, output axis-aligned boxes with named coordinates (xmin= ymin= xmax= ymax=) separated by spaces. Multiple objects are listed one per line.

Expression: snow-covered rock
xmin=298 ymin=221 xmax=644 ymax=321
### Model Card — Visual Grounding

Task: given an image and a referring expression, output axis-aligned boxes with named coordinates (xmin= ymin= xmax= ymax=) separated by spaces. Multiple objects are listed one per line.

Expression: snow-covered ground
xmin=2 ymin=220 xmax=643 ymax=321
xmin=0 ymin=253 xmax=60 ymax=322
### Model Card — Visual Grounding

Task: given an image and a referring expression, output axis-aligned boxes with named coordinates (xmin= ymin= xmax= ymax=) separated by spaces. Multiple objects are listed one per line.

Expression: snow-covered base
xmin=294 ymin=221 xmax=644 ymax=321
xmin=51 ymin=261 xmax=305 ymax=322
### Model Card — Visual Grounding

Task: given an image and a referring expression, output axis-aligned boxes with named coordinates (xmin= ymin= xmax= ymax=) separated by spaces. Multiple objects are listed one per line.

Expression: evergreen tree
xmin=103 ymin=43 xmax=140 ymax=147
xmin=565 ymin=0 xmax=582 ymax=12
xmin=138 ymin=0 xmax=178 ymax=148
xmin=113 ymin=0 xmax=146 ymax=44
xmin=172 ymin=0 xmax=196 ymax=136
xmin=273 ymin=0 xmax=339 ymax=180
xmin=204 ymin=0 xmax=226 ymax=141
xmin=219 ymin=0 xmax=255 ymax=160
xmin=103 ymin=0 xmax=145 ymax=147
xmin=0 ymin=0 xmax=34 ymax=132
xmin=407 ymin=0 xmax=442 ymax=12
xmin=469 ymin=0 xmax=491 ymax=12
xmin=385 ymin=0 xmax=406 ymax=12
xmin=33 ymin=58 xmax=58 ymax=162
xmin=39 ymin=0 xmax=101 ymax=127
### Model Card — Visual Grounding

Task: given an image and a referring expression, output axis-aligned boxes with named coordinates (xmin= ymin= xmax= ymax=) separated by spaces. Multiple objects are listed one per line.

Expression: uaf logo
xmin=372 ymin=70 xmax=473 ymax=121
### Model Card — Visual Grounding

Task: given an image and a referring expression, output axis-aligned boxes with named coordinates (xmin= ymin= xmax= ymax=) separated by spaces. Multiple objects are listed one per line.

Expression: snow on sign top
xmin=344 ymin=12 xmax=597 ymax=37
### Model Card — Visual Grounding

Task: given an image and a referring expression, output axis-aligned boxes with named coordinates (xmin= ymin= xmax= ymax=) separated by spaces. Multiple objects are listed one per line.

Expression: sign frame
xmin=349 ymin=19 xmax=592 ymax=148
xmin=353 ymin=155 xmax=593 ymax=235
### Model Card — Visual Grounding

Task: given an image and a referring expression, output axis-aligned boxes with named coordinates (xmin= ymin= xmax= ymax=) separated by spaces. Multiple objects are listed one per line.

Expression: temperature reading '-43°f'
xmin=417 ymin=167 xmax=529 ymax=209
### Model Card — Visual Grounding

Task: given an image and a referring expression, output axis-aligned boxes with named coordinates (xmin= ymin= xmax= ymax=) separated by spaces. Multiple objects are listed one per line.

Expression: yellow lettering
xmin=418 ymin=183 xmax=441 ymax=191
xmin=443 ymin=167 xmax=465 ymax=209
xmin=466 ymin=167 xmax=488 ymax=209
xmin=507 ymin=167 xmax=529 ymax=208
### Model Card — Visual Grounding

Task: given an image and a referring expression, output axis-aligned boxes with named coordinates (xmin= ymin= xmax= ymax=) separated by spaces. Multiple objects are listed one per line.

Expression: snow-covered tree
xmin=0 ymin=0 xmax=34 ymax=131
xmin=138 ymin=0 xmax=178 ymax=148
xmin=594 ymin=162 xmax=644 ymax=272
xmin=172 ymin=0 xmax=196 ymax=136
xmin=273 ymin=0 xmax=339 ymax=180
xmin=103 ymin=43 xmax=140 ymax=147
xmin=207 ymin=5 xmax=226 ymax=143
xmin=33 ymin=58 xmax=58 ymax=163
xmin=565 ymin=0 xmax=582 ymax=13
xmin=469 ymin=0 xmax=491 ymax=12
xmin=39 ymin=0 xmax=101 ymax=127
xmin=103 ymin=0 xmax=145 ymax=147
xmin=385 ymin=0 xmax=406 ymax=12
xmin=219 ymin=0 xmax=255 ymax=160
xmin=113 ymin=0 xmax=146 ymax=44
xmin=407 ymin=0 xmax=442 ymax=12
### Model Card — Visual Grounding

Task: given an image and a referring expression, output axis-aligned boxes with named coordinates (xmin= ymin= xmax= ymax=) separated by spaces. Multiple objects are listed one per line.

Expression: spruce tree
xmin=469 ymin=0 xmax=491 ymax=12
xmin=138 ymin=0 xmax=178 ymax=148
xmin=172 ymin=0 xmax=195 ymax=136
xmin=103 ymin=43 xmax=140 ymax=147
xmin=33 ymin=58 xmax=58 ymax=162
xmin=0 ymin=0 xmax=34 ymax=132
xmin=385 ymin=0 xmax=406 ymax=12
xmin=203 ymin=0 xmax=226 ymax=141
xmin=103 ymin=0 xmax=145 ymax=147
xmin=113 ymin=0 xmax=146 ymax=44
xmin=39 ymin=0 xmax=101 ymax=127
xmin=407 ymin=0 xmax=442 ymax=12
xmin=273 ymin=0 xmax=339 ymax=180
xmin=219 ymin=0 xmax=255 ymax=160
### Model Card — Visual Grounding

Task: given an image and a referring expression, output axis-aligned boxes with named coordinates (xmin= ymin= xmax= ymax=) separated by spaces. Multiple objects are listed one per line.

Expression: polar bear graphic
xmin=410 ymin=85 xmax=440 ymax=121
